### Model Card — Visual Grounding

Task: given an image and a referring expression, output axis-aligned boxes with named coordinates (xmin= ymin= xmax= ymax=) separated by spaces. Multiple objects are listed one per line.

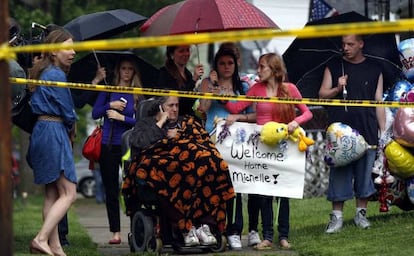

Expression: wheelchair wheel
xmin=130 ymin=211 xmax=154 ymax=252
xmin=209 ymin=234 xmax=227 ymax=253
xmin=128 ymin=233 xmax=135 ymax=252
xmin=147 ymin=237 xmax=163 ymax=254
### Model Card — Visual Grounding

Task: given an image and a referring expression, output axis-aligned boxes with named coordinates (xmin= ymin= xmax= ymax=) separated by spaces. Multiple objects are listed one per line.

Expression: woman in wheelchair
xmin=124 ymin=96 xmax=235 ymax=247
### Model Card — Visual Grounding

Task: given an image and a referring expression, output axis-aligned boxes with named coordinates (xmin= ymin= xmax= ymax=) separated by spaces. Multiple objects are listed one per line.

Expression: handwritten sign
xmin=215 ymin=121 xmax=306 ymax=199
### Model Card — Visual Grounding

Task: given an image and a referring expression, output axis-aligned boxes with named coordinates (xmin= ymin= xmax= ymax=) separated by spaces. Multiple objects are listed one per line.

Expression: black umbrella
xmin=63 ymin=9 xmax=147 ymax=41
xmin=68 ymin=51 xmax=159 ymax=107
xmin=282 ymin=11 xmax=403 ymax=99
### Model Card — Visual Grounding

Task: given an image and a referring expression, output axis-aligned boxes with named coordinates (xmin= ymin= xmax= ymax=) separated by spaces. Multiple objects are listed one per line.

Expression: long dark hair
xmin=165 ymin=46 xmax=187 ymax=87
xmin=213 ymin=48 xmax=243 ymax=94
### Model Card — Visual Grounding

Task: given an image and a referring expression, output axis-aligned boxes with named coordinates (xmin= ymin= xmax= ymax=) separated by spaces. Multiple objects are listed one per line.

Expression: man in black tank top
xmin=318 ymin=34 xmax=386 ymax=234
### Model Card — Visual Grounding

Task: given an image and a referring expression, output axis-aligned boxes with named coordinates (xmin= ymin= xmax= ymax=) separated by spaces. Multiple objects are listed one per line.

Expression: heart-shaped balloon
xmin=324 ymin=122 xmax=369 ymax=167
xmin=393 ymin=108 xmax=414 ymax=147
xmin=384 ymin=140 xmax=414 ymax=178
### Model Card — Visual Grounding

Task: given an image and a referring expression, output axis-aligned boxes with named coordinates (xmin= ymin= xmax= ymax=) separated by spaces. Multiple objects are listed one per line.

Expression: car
xmin=75 ymin=159 xmax=124 ymax=199
xmin=75 ymin=159 xmax=95 ymax=198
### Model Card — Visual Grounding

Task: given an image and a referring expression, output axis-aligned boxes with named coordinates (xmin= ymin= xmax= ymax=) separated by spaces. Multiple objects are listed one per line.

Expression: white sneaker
xmin=354 ymin=209 xmax=371 ymax=229
xmin=325 ymin=214 xmax=343 ymax=234
xmin=227 ymin=234 xmax=242 ymax=250
xmin=184 ymin=226 xmax=199 ymax=246
xmin=247 ymin=230 xmax=261 ymax=246
xmin=196 ymin=224 xmax=217 ymax=245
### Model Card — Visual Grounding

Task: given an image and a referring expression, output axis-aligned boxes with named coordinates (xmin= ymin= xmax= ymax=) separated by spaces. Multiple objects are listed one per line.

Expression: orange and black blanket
xmin=123 ymin=116 xmax=235 ymax=233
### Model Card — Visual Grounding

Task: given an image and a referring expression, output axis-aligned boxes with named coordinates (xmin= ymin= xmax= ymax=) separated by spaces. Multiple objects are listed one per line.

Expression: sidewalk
xmin=74 ymin=198 xmax=298 ymax=256
xmin=74 ymin=198 xmax=130 ymax=256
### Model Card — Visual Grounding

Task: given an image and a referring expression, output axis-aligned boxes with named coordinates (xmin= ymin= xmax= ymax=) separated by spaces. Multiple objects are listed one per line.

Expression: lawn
xmin=13 ymin=196 xmax=100 ymax=256
xmin=288 ymin=197 xmax=414 ymax=256
xmin=13 ymin=195 xmax=414 ymax=256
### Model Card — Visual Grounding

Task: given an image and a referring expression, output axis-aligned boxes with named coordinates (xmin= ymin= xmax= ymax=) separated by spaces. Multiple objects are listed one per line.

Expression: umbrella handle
xmin=341 ymin=60 xmax=348 ymax=112
xmin=93 ymin=50 xmax=108 ymax=85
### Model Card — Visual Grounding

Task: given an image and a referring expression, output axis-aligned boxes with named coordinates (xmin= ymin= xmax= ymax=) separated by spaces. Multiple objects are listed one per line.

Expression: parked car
xmin=75 ymin=159 xmax=123 ymax=198
xmin=75 ymin=159 xmax=95 ymax=198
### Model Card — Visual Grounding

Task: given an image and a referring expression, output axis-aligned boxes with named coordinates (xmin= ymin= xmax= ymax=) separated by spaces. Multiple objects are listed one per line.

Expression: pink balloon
xmin=393 ymin=108 xmax=414 ymax=147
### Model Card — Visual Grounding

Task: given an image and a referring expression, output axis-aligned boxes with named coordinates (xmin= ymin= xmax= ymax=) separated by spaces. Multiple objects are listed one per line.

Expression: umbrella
xmin=68 ymin=51 xmax=159 ymax=107
xmin=64 ymin=9 xmax=147 ymax=41
xmin=139 ymin=0 xmax=278 ymax=36
xmin=282 ymin=11 xmax=402 ymax=99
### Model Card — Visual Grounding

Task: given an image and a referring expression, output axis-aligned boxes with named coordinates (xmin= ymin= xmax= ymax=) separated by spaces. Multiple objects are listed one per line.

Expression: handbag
xmin=11 ymin=89 xmax=38 ymax=134
xmin=82 ymin=124 xmax=103 ymax=169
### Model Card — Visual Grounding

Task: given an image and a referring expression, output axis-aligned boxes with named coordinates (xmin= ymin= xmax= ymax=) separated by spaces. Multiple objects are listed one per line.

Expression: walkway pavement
xmin=74 ymin=197 xmax=298 ymax=256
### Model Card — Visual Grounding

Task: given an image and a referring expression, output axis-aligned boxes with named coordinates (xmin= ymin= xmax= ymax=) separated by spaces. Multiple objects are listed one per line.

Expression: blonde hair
xmin=112 ymin=57 xmax=143 ymax=109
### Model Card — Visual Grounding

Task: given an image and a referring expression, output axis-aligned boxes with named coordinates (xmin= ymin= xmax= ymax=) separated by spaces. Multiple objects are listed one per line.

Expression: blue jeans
xmin=327 ymin=149 xmax=377 ymax=201
xmin=93 ymin=168 xmax=105 ymax=203
xmin=226 ymin=193 xmax=243 ymax=235
xmin=248 ymin=194 xmax=274 ymax=242
xmin=276 ymin=197 xmax=289 ymax=241
xmin=58 ymin=214 xmax=68 ymax=242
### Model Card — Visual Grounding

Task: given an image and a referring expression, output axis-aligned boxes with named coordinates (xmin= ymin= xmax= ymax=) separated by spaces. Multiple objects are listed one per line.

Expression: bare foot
xmin=279 ymin=239 xmax=291 ymax=249
xmin=30 ymin=238 xmax=53 ymax=255
xmin=49 ymin=244 xmax=66 ymax=256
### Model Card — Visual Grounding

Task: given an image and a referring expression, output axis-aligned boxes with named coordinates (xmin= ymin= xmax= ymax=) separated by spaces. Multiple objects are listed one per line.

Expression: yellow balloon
xmin=384 ymin=140 xmax=414 ymax=178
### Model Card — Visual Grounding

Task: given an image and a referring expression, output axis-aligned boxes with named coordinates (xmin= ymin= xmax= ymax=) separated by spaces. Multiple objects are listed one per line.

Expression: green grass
xmin=288 ymin=197 xmax=414 ymax=256
xmin=13 ymin=195 xmax=414 ymax=256
xmin=13 ymin=196 xmax=100 ymax=256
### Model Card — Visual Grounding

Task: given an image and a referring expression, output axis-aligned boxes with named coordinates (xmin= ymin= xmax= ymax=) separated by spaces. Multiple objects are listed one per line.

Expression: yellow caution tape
xmin=8 ymin=19 xmax=414 ymax=54
xmin=0 ymin=43 xmax=16 ymax=61
xmin=10 ymin=77 xmax=414 ymax=108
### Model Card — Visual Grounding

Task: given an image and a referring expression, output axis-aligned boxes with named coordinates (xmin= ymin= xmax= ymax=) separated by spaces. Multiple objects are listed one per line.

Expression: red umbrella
xmin=140 ymin=0 xmax=278 ymax=36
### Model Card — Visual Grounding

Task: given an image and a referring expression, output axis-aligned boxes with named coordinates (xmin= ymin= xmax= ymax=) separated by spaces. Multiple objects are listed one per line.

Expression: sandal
xmin=279 ymin=239 xmax=291 ymax=249
xmin=254 ymin=240 xmax=273 ymax=250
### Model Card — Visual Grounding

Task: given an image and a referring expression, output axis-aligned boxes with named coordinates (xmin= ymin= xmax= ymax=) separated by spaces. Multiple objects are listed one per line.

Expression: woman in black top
xmin=156 ymin=45 xmax=204 ymax=116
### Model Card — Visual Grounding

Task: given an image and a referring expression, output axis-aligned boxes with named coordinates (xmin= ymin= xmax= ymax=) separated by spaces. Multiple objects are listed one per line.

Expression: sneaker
xmin=247 ymin=230 xmax=261 ymax=246
xmin=227 ymin=234 xmax=242 ymax=250
xmin=354 ymin=209 xmax=371 ymax=229
xmin=325 ymin=213 xmax=343 ymax=234
xmin=184 ymin=226 xmax=200 ymax=246
xmin=196 ymin=224 xmax=217 ymax=245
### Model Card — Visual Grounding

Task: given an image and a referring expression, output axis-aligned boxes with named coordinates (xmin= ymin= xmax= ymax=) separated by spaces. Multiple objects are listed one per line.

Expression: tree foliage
xmin=9 ymin=0 xmax=181 ymax=194
xmin=9 ymin=0 xmax=181 ymax=135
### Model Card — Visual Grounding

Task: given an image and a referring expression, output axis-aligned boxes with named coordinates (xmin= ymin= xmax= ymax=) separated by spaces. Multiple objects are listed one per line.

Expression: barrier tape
xmin=2 ymin=19 xmax=414 ymax=55
xmin=0 ymin=43 xmax=16 ymax=61
xmin=10 ymin=77 xmax=414 ymax=108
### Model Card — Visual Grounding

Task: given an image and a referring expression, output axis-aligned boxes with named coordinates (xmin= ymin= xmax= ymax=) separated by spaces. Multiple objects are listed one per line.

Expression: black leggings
xmin=100 ymin=144 xmax=122 ymax=233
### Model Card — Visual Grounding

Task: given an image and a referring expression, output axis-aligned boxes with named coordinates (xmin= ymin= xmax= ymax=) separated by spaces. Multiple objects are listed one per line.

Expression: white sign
xmin=215 ymin=121 xmax=306 ymax=199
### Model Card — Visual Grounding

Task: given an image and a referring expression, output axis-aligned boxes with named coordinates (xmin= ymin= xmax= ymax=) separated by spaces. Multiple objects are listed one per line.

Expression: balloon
xmin=384 ymin=79 xmax=413 ymax=102
xmin=393 ymin=108 xmax=414 ymax=147
xmin=324 ymin=122 xmax=369 ymax=167
xmin=399 ymin=38 xmax=414 ymax=83
xmin=384 ymin=140 xmax=414 ymax=178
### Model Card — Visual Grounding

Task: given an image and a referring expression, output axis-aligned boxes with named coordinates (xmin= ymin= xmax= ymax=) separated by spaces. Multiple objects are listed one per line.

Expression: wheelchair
xmin=121 ymin=98 xmax=227 ymax=254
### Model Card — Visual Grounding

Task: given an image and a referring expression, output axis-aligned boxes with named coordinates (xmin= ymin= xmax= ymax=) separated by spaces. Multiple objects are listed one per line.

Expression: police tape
xmin=5 ymin=19 xmax=414 ymax=55
xmin=10 ymin=77 xmax=414 ymax=108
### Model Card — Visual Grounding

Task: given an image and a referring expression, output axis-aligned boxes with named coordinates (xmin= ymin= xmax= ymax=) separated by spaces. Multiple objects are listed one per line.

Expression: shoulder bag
xmin=82 ymin=123 xmax=103 ymax=169
xmin=11 ymin=88 xmax=38 ymax=134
